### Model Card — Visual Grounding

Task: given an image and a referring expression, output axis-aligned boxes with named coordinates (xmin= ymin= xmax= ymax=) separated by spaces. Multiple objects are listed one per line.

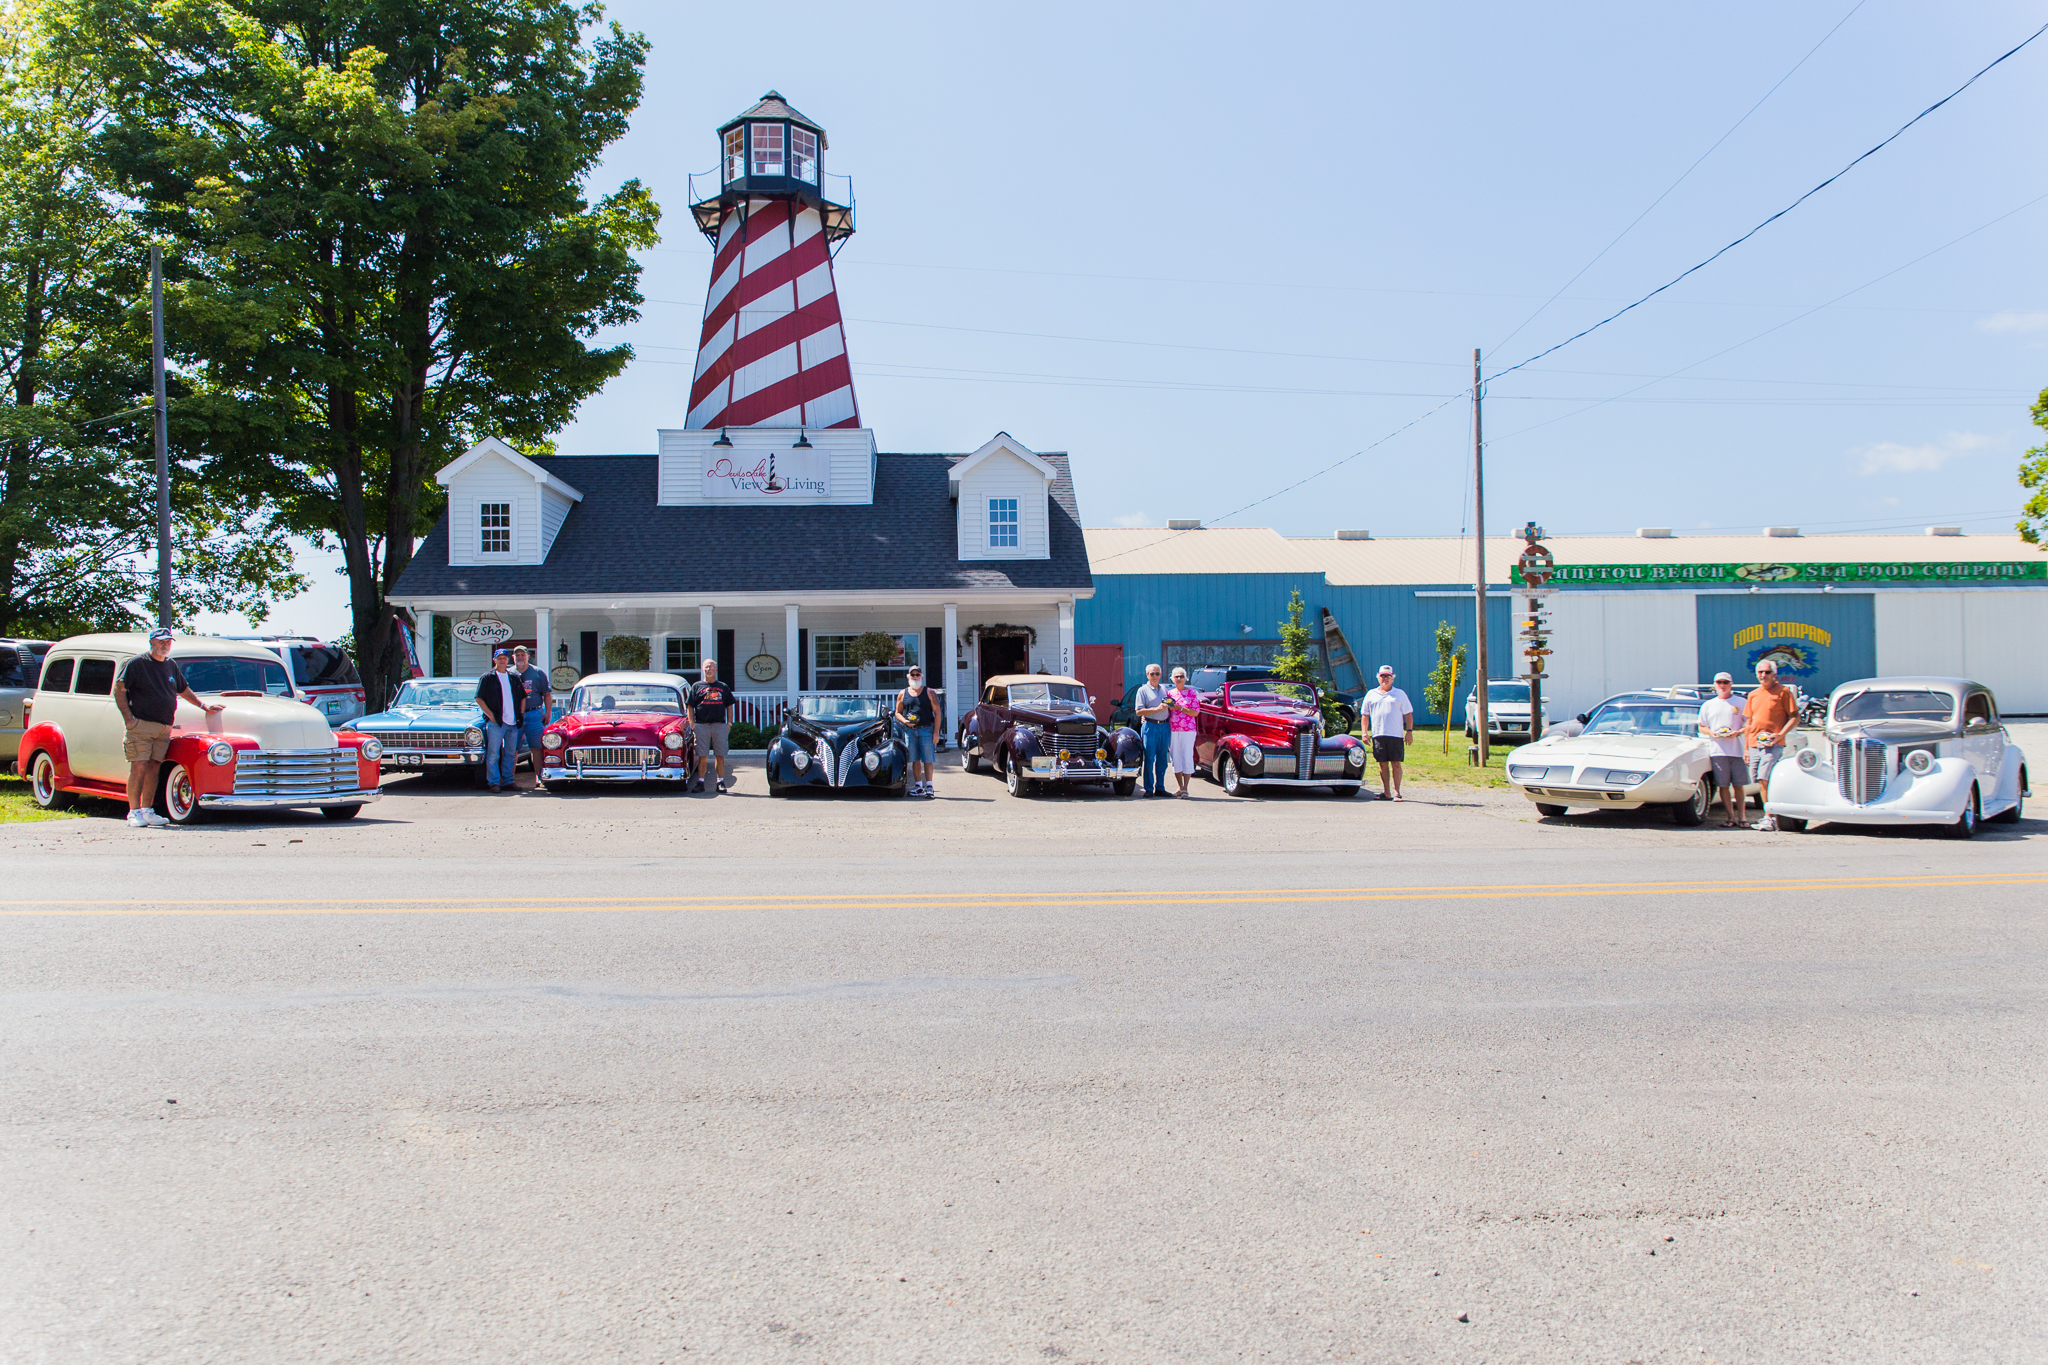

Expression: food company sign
xmin=1541 ymin=560 xmax=2047 ymax=586
xmin=701 ymin=449 xmax=830 ymax=502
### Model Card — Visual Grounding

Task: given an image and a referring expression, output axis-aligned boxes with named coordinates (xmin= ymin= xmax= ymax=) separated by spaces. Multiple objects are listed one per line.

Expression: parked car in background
xmin=767 ymin=694 xmax=908 ymax=795
xmin=0 ymin=638 xmax=52 ymax=771
xmin=21 ymin=634 xmax=381 ymax=823
xmin=341 ymin=677 xmax=522 ymax=785
xmin=963 ymin=674 xmax=1142 ymax=797
xmin=220 ymin=635 xmax=367 ymax=726
xmin=1194 ymin=677 xmax=1367 ymax=797
xmin=1764 ymin=677 xmax=2028 ymax=837
xmin=1503 ymin=691 xmax=1730 ymax=824
xmin=537 ymin=671 xmax=694 ymax=788
xmin=1464 ymin=679 xmax=1541 ymax=743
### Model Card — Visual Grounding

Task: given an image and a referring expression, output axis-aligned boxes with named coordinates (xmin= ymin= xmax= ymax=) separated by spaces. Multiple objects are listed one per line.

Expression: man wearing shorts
xmin=687 ymin=658 xmax=735 ymax=794
xmin=114 ymin=628 xmax=223 ymax=829
xmin=1362 ymin=664 xmax=1413 ymax=801
xmin=893 ymin=664 xmax=941 ymax=797
xmin=511 ymin=646 xmax=551 ymax=785
xmin=1697 ymin=670 xmax=1748 ymax=827
xmin=1743 ymin=659 xmax=1800 ymax=831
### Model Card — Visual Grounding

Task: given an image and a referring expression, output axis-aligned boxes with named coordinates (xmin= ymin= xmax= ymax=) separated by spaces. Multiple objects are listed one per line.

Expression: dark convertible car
xmin=961 ymin=674 xmax=1143 ymax=797
xmin=767 ymin=695 xmax=909 ymax=795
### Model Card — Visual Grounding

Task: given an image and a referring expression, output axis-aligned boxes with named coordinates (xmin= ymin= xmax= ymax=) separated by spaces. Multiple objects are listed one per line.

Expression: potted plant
xmin=850 ymin=630 xmax=899 ymax=691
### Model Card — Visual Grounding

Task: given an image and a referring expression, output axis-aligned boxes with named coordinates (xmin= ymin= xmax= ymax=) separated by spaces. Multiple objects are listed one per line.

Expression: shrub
xmin=728 ymin=721 xmax=773 ymax=750
xmin=601 ymin=634 xmax=650 ymax=671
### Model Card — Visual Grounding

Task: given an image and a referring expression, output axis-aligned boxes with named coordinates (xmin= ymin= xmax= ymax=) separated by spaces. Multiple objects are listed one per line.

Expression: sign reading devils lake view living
xmin=1543 ymin=560 xmax=2048 ymax=586
xmin=701 ymin=449 xmax=831 ymax=502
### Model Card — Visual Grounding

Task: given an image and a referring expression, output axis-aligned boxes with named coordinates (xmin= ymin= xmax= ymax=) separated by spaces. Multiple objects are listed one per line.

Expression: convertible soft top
xmin=984 ymin=673 xmax=1085 ymax=689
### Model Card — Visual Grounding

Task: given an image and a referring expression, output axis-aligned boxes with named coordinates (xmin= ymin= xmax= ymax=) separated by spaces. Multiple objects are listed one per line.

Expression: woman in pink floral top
xmin=1165 ymin=667 xmax=1201 ymax=796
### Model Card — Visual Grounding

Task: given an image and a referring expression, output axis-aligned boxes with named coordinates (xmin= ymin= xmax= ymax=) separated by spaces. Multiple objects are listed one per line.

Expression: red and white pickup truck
xmin=20 ymin=633 xmax=383 ymax=824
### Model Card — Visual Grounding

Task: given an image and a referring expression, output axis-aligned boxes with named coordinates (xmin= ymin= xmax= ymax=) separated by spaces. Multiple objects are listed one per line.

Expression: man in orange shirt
xmin=1743 ymin=659 xmax=1801 ymax=830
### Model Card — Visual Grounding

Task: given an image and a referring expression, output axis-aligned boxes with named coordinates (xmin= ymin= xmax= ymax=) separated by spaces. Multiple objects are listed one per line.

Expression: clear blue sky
xmin=219 ymin=0 xmax=2048 ymax=638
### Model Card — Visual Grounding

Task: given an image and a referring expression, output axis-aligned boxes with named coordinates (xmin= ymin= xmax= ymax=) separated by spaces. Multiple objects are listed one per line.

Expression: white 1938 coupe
xmin=1764 ymin=677 xmax=2027 ymax=837
xmin=1504 ymin=691 xmax=1738 ymax=825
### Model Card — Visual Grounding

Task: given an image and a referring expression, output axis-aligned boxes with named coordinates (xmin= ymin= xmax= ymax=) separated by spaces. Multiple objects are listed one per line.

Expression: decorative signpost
xmin=1516 ymin=521 xmax=1553 ymax=741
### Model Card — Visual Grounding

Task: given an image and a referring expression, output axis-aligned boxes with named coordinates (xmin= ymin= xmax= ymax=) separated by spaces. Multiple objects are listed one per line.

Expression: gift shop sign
xmin=701 ymin=449 xmax=830 ymax=501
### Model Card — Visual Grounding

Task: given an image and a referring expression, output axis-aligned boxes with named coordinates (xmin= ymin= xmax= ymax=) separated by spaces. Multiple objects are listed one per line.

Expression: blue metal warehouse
xmin=1074 ymin=525 xmax=2048 ymax=722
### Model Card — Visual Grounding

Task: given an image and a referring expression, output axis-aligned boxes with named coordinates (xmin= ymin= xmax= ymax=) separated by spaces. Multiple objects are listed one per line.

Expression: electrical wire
xmin=1492 ymin=0 xmax=1868 ymax=354
xmin=1487 ymin=17 xmax=2048 ymax=385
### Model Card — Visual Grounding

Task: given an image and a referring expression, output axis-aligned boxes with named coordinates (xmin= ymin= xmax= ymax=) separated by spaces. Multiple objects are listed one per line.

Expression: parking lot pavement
xmin=2 ymin=746 xmax=2043 ymax=1363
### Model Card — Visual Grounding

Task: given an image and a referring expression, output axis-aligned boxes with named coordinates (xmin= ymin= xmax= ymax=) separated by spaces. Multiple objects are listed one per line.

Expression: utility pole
xmin=150 ymin=244 xmax=172 ymax=627
xmin=1471 ymin=348 xmax=1489 ymax=766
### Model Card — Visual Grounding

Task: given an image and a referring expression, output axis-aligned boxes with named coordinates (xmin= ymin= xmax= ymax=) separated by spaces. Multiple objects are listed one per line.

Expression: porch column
xmin=650 ymin=630 xmax=668 ymax=677
xmin=698 ymin=604 xmax=715 ymax=681
xmin=1058 ymin=600 xmax=1075 ymax=678
xmin=784 ymin=604 xmax=800 ymax=716
xmin=416 ymin=609 xmax=434 ymax=678
xmin=534 ymin=608 xmax=552 ymax=694
xmin=943 ymin=602 xmax=958 ymax=745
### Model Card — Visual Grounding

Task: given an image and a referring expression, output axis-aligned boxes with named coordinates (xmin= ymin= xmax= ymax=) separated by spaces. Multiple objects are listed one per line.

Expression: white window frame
xmin=664 ymin=636 xmax=702 ymax=674
xmin=750 ymin=122 xmax=784 ymax=177
xmin=479 ymin=502 xmax=511 ymax=554
xmin=987 ymin=497 xmax=1019 ymax=549
xmin=724 ymin=127 xmax=745 ymax=182
xmin=790 ymin=126 xmax=819 ymax=184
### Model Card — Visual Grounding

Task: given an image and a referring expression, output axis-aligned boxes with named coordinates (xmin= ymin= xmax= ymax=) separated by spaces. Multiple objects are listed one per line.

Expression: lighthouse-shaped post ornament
xmin=685 ymin=92 xmax=860 ymax=432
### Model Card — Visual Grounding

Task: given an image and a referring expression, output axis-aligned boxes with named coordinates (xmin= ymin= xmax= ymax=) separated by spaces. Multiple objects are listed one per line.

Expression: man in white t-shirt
xmin=1696 ymin=671 xmax=1748 ymax=827
xmin=1361 ymin=664 xmax=1414 ymax=801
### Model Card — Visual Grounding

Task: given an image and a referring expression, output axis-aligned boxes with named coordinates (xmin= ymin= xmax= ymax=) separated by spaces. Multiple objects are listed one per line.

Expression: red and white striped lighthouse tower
xmin=685 ymin=92 xmax=859 ymax=431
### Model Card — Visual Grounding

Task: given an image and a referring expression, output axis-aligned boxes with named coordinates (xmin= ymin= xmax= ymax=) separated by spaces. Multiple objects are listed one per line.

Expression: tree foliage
xmin=1424 ymin=620 xmax=1466 ymax=720
xmin=1271 ymin=587 xmax=1345 ymax=728
xmin=0 ymin=0 xmax=302 ymax=637
xmin=69 ymin=0 xmax=656 ymax=690
xmin=2022 ymin=386 xmax=2048 ymax=549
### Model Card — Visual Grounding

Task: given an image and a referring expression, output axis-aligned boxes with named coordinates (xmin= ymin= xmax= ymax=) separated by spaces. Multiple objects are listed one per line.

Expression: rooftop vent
xmin=1166 ymin=519 xmax=1202 ymax=530
xmin=1335 ymin=529 xmax=1372 ymax=540
xmin=1926 ymin=525 xmax=1963 ymax=536
xmin=1635 ymin=527 xmax=1673 ymax=539
xmin=1764 ymin=526 xmax=1801 ymax=538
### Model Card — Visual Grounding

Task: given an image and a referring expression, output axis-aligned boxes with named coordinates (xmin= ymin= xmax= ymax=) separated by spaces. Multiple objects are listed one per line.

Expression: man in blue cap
xmin=473 ymin=647 xmax=524 ymax=792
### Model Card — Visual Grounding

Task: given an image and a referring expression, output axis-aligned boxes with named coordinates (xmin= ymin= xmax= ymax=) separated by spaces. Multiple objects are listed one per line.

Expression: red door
xmin=1073 ymin=644 xmax=1123 ymax=721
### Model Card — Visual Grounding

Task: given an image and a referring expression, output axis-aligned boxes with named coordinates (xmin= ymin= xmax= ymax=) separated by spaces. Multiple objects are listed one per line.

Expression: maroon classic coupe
xmin=1196 ymin=677 xmax=1368 ymax=797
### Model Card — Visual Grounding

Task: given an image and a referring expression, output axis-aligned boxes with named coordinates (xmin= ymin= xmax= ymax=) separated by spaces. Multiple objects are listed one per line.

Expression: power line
xmin=1488 ymin=17 xmax=2048 ymax=385
xmin=1492 ymin=0 xmax=1868 ymax=354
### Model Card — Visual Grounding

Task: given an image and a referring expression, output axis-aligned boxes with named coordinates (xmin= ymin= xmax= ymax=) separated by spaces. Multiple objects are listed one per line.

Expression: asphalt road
xmin=3 ymin=741 xmax=2043 ymax=1364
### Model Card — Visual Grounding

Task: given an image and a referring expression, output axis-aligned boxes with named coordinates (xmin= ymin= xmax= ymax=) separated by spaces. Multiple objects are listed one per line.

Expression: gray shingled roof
xmin=392 ymin=452 xmax=1093 ymax=598
xmin=720 ymin=91 xmax=826 ymax=143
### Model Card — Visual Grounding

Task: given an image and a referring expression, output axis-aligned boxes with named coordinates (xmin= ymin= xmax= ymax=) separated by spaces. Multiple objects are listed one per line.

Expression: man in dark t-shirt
xmin=686 ymin=659 xmax=735 ymax=794
xmin=114 ymin=628 xmax=223 ymax=828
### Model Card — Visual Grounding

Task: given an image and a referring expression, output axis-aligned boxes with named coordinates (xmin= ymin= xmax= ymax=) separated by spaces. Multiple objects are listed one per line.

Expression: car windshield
xmin=1483 ymin=683 xmax=1528 ymax=703
xmin=572 ymin=683 xmax=682 ymax=714
xmin=1007 ymin=682 xmax=1089 ymax=708
xmin=393 ymin=681 xmax=475 ymax=709
xmin=1230 ymin=680 xmax=1319 ymax=710
xmin=1833 ymin=688 xmax=1954 ymax=723
xmin=177 ymin=655 xmax=294 ymax=696
xmin=1581 ymin=702 xmax=1700 ymax=737
xmin=802 ymin=695 xmax=884 ymax=721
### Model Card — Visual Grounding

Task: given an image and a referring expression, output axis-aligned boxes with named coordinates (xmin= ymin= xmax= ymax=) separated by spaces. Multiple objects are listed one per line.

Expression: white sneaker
xmin=126 ymin=810 xmax=151 ymax=828
xmin=1750 ymin=816 xmax=1776 ymax=831
xmin=144 ymin=810 xmax=171 ymax=827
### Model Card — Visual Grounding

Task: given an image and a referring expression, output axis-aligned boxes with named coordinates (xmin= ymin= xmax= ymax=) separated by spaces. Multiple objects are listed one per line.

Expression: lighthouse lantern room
xmin=684 ymin=92 xmax=860 ymax=431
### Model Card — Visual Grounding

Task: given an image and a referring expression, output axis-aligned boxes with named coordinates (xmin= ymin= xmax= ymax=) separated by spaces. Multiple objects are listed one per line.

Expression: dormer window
xmin=988 ymin=497 xmax=1019 ymax=549
xmin=751 ymin=122 xmax=784 ymax=177
xmin=479 ymin=502 xmax=511 ymax=554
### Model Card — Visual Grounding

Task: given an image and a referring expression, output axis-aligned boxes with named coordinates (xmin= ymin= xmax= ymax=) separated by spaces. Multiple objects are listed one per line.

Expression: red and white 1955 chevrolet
xmin=538 ymin=671 xmax=697 ymax=787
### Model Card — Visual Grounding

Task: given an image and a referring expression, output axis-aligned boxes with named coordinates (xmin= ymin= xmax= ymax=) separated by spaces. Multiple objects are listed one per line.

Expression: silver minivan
xmin=220 ymin=635 xmax=367 ymax=726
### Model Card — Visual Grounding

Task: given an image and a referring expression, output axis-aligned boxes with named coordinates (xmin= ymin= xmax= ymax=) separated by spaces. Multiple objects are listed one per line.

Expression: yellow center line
xmin=0 ymin=873 xmax=2040 ymax=916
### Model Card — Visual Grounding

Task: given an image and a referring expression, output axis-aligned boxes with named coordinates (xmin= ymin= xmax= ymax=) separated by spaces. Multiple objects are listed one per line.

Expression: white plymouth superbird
xmin=1765 ymin=677 xmax=2027 ymax=837
xmin=1504 ymin=692 xmax=1734 ymax=825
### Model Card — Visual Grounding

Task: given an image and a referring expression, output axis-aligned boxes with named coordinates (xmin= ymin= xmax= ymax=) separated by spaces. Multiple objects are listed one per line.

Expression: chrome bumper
xmin=1027 ymin=760 xmax=1139 ymax=782
xmin=1764 ymin=803 xmax=1959 ymax=826
xmin=198 ymin=789 xmax=382 ymax=809
xmin=379 ymin=751 xmax=477 ymax=766
xmin=541 ymin=766 xmax=690 ymax=783
xmin=1238 ymin=774 xmax=1364 ymax=787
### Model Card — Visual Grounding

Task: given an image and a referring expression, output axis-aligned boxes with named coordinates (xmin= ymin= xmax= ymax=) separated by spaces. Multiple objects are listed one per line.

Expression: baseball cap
xmin=1377 ymin=664 xmax=1394 ymax=674
xmin=147 ymin=627 xmax=173 ymax=642
xmin=1713 ymin=671 xmax=1733 ymax=683
xmin=493 ymin=648 xmax=511 ymax=658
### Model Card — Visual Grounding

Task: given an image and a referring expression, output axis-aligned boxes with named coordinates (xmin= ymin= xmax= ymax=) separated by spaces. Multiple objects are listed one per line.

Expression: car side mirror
xmin=1576 ymin=713 xmax=1590 ymax=724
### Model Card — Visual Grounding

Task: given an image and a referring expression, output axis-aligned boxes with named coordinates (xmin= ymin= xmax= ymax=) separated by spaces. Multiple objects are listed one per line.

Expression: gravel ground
xmin=1 ymin=739 xmax=2042 ymax=1364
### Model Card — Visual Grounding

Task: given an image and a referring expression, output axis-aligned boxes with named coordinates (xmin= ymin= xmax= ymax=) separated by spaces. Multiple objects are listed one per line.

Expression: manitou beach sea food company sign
xmin=1542 ymin=560 xmax=2048 ymax=586
xmin=701 ymin=449 xmax=831 ymax=501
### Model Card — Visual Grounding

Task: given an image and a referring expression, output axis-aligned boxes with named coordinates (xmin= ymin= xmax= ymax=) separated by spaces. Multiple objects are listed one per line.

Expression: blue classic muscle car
xmin=345 ymin=678 xmax=531 ymax=782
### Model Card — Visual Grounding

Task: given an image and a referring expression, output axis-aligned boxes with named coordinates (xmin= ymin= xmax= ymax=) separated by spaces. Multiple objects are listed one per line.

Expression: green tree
xmin=2022 ymin=386 xmax=2048 ymax=548
xmin=0 ymin=0 xmax=301 ymax=636
xmin=1423 ymin=620 xmax=1466 ymax=722
xmin=73 ymin=0 xmax=656 ymax=693
xmin=1272 ymin=587 xmax=1346 ymax=729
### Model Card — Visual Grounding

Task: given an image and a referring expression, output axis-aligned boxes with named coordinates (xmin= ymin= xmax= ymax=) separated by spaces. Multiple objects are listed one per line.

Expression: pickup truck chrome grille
xmin=232 ymin=748 xmax=361 ymax=797
xmin=1835 ymin=738 xmax=1888 ymax=805
xmin=573 ymin=746 xmax=657 ymax=768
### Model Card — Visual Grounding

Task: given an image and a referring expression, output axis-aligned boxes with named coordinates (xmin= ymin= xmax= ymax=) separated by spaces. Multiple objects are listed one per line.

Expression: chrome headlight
xmin=463 ymin=727 xmax=484 ymax=750
xmin=1796 ymin=747 xmax=1821 ymax=771
xmin=206 ymin=739 xmax=234 ymax=767
xmin=663 ymin=731 xmax=685 ymax=751
xmin=1241 ymin=743 xmax=1263 ymax=767
xmin=862 ymin=749 xmax=880 ymax=773
xmin=1347 ymin=744 xmax=1366 ymax=767
xmin=542 ymin=731 xmax=563 ymax=750
xmin=356 ymin=737 xmax=382 ymax=762
xmin=1602 ymin=769 xmax=1650 ymax=786
xmin=1905 ymin=748 xmax=1934 ymax=775
xmin=792 ymin=749 xmax=811 ymax=771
